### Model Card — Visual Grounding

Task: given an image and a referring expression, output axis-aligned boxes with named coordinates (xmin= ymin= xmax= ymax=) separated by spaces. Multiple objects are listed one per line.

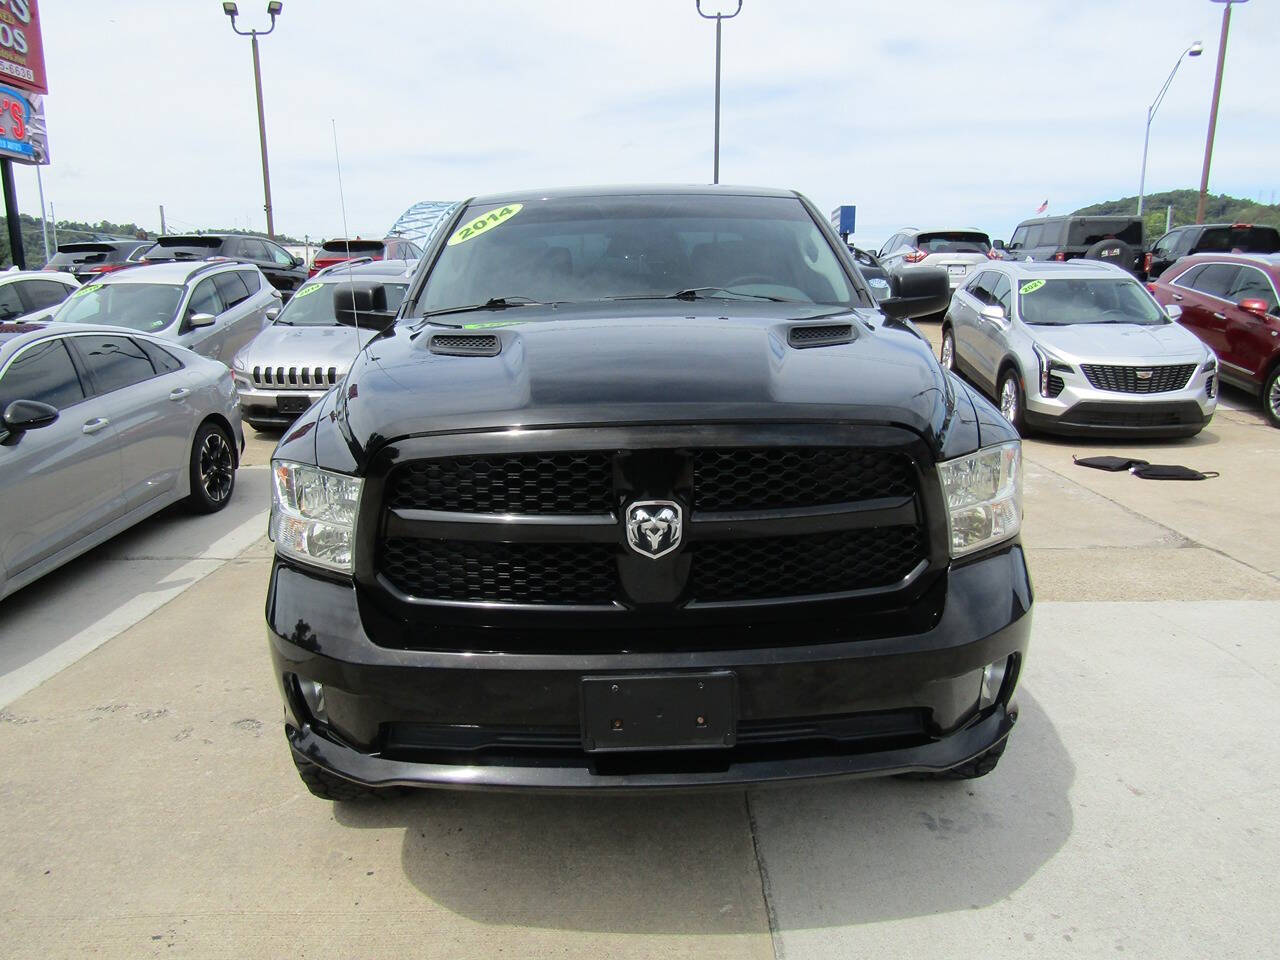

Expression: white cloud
xmin=13 ymin=0 xmax=1278 ymax=248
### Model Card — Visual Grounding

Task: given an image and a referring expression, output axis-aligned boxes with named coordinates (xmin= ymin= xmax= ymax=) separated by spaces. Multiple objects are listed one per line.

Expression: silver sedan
xmin=0 ymin=322 xmax=244 ymax=601
xmin=941 ymin=260 xmax=1217 ymax=438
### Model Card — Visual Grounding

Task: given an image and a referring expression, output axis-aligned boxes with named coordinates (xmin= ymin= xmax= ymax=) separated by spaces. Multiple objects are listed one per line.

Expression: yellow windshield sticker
xmin=71 ymin=283 xmax=103 ymax=298
xmin=447 ymin=203 xmax=524 ymax=246
xmin=462 ymin=320 xmax=521 ymax=329
xmin=1019 ymin=279 xmax=1045 ymax=295
xmin=293 ymin=282 xmax=323 ymax=300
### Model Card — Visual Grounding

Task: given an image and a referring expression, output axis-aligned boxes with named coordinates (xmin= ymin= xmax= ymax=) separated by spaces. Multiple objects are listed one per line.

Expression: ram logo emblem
xmin=625 ymin=500 xmax=683 ymax=560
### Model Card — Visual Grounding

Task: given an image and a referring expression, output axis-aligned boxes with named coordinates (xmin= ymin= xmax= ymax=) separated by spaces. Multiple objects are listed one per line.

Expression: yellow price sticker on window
xmin=293 ymin=282 xmax=323 ymax=300
xmin=1019 ymin=279 xmax=1045 ymax=295
xmin=447 ymin=203 xmax=524 ymax=246
xmin=71 ymin=283 xmax=104 ymax=298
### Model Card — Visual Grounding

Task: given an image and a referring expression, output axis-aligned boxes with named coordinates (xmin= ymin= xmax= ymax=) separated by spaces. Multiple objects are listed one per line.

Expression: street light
xmin=1196 ymin=0 xmax=1248 ymax=224
xmin=695 ymin=1 xmax=742 ymax=185
xmin=1137 ymin=40 xmax=1201 ymax=217
xmin=223 ymin=2 xmax=283 ymax=239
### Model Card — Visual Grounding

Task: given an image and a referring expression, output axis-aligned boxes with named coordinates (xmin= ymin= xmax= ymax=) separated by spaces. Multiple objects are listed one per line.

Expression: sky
xmin=13 ymin=0 xmax=1279 ymax=249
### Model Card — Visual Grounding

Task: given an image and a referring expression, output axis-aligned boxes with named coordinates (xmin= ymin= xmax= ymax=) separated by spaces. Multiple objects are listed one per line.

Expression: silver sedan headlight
xmin=938 ymin=442 xmax=1022 ymax=557
xmin=270 ymin=460 xmax=363 ymax=572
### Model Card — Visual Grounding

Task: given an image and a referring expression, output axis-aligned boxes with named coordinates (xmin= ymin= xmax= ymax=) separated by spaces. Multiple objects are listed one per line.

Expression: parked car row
xmin=862 ymin=209 xmax=1277 ymax=429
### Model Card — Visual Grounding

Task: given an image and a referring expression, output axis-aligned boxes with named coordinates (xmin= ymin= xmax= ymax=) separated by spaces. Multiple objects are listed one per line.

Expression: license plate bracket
xmin=580 ymin=671 xmax=737 ymax=753
xmin=276 ymin=395 xmax=312 ymax=413
xmin=947 ymin=264 xmax=967 ymax=276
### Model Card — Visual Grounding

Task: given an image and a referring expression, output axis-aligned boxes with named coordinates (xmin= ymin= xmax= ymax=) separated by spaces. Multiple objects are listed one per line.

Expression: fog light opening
xmin=297 ymin=677 xmax=328 ymax=725
xmin=979 ymin=657 xmax=1011 ymax=710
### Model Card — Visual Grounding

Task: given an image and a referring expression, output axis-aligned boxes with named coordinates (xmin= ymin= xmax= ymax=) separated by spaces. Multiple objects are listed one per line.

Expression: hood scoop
xmin=788 ymin=323 xmax=854 ymax=349
xmin=429 ymin=333 xmax=502 ymax=357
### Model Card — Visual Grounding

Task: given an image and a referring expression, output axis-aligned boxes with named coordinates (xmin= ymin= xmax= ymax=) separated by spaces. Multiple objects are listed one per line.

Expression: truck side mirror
xmin=333 ymin=281 xmax=397 ymax=332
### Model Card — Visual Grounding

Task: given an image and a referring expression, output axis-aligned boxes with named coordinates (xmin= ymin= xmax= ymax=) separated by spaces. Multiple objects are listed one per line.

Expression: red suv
xmin=308 ymin=236 xmax=423 ymax=276
xmin=1148 ymin=253 xmax=1280 ymax=426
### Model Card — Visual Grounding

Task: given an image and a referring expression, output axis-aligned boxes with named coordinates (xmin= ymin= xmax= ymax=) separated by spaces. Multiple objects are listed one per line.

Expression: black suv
xmin=267 ymin=186 xmax=1032 ymax=799
xmin=999 ymin=215 xmax=1144 ymax=274
xmin=143 ymin=234 xmax=307 ymax=300
xmin=1147 ymin=222 xmax=1280 ymax=280
xmin=43 ymin=240 xmax=151 ymax=283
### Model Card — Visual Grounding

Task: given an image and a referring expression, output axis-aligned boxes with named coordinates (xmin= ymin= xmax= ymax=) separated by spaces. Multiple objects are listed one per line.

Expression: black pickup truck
xmin=267 ymin=186 xmax=1032 ymax=799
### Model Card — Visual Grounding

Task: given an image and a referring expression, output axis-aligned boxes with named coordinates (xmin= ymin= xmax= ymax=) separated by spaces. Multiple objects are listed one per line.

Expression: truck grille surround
xmin=361 ymin=428 xmax=940 ymax=643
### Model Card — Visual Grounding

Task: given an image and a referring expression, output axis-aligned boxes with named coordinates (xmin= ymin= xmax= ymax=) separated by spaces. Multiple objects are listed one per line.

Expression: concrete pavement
xmin=2 ymin=382 xmax=1278 ymax=958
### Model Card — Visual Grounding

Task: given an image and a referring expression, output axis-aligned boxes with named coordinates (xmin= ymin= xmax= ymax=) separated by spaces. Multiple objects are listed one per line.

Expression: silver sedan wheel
xmin=199 ymin=430 xmax=235 ymax=503
xmin=999 ymin=375 xmax=1020 ymax=424
xmin=1269 ymin=375 xmax=1280 ymax=421
xmin=940 ymin=330 xmax=955 ymax=370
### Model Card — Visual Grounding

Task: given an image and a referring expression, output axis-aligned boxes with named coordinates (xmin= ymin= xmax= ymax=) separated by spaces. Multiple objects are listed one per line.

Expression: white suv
xmin=879 ymin=228 xmax=996 ymax=290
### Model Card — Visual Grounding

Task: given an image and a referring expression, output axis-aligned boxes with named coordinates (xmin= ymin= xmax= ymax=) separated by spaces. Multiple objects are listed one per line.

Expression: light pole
xmin=223 ymin=2 xmax=282 ymax=239
xmin=1196 ymin=0 xmax=1247 ymax=224
xmin=1137 ymin=40 xmax=1201 ymax=216
xmin=695 ymin=1 xmax=742 ymax=185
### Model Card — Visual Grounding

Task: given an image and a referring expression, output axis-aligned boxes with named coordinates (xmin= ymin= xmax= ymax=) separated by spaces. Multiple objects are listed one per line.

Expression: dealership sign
xmin=0 ymin=0 xmax=45 ymax=94
xmin=0 ymin=81 xmax=47 ymax=163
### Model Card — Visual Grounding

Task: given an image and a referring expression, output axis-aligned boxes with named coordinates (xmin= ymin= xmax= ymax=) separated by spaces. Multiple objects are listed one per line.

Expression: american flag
xmin=1035 ymin=200 xmax=1048 ymax=214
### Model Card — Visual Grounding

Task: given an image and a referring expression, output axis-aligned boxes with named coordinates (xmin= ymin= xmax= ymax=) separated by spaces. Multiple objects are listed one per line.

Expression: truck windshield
xmin=1018 ymin=278 xmax=1167 ymax=326
xmin=417 ymin=194 xmax=857 ymax=315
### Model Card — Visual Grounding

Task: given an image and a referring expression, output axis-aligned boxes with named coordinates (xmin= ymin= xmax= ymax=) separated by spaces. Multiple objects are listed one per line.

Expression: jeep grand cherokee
xmin=266 ymin=186 xmax=1032 ymax=799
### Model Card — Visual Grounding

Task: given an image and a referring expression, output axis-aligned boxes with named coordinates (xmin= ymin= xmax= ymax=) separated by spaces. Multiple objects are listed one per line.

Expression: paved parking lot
xmin=2 ymin=333 xmax=1278 ymax=959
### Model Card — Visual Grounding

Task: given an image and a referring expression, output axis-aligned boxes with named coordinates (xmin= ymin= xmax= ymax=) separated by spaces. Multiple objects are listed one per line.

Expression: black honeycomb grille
xmin=387 ymin=454 xmax=616 ymax=515
xmin=1080 ymin=363 xmax=1195 ymax=394
xmin=691 ymin=526 xmax=926 ymax=602
xmin=692 ymin=448 xmax=914 ymax=511
xmin=381 ymin=539 xmax=618 ymax=605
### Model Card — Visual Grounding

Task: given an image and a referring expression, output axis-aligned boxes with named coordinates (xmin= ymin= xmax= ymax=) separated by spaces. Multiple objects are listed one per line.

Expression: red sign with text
xmin=0 ymin=1 xmax=45 ymax=95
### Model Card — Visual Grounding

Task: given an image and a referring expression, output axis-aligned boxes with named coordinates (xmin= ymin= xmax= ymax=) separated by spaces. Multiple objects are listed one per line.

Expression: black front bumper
xmin=1025 ymin=399 xmax=1210 ymax=438
xmin=267 ymin=544 xmax=1033 ymax=791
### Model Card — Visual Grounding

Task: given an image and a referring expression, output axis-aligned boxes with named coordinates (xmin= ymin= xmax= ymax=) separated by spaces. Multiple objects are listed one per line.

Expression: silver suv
xmin=230 ymin=259 xmax=414 ymax=430
xmin=879 ymin=228 xmax=994 ymax=291
xmin=941 ymin=260 xmax=1217 ymax=437
xmin=50 ymin=260 xmax=280 ymax=365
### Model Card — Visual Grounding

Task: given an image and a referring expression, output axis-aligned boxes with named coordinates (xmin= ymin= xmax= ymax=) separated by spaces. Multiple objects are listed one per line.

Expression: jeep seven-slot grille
xmin=376 ymin=444 xmax=930 ymax=609
xmin=252 ymin=365 xmax=340 ymax=389
xmin=1079 ymin=363 xmax=1195 ymax=394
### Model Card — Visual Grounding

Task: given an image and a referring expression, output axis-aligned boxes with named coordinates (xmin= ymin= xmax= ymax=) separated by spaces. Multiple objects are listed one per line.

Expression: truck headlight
xmin=270 ymin=460 xmax=363 ymax=572
xmin=938 ymin=441 xmax=1022 ymax=557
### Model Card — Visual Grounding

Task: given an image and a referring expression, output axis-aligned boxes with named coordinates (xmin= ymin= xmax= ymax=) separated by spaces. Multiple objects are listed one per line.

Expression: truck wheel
xmin=292 ymin=752 xmax=395 ymax=801
xmin=901 ymin=736 xmax=1007 ymax=781
xmin=186 ymin=421 xmax=236 ymax=514
xmin=1263 ymin=364 xmax=1280 ymax=429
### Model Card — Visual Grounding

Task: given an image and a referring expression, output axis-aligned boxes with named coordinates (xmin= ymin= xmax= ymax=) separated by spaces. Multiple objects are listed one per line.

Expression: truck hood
xmin=330 ymin=301 xmax=979 ymax=466
xmin=1029 ymin=320 xmax=1210 ymax=365
xmin=232 ymin=323 xmax=378 ymax=372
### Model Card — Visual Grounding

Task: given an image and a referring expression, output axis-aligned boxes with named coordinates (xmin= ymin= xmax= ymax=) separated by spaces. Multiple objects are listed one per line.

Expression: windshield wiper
xmin=421 ymin=296 xmax=553 ymax=320
xmin=608 ymin=287 xmax=802 ymax=303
